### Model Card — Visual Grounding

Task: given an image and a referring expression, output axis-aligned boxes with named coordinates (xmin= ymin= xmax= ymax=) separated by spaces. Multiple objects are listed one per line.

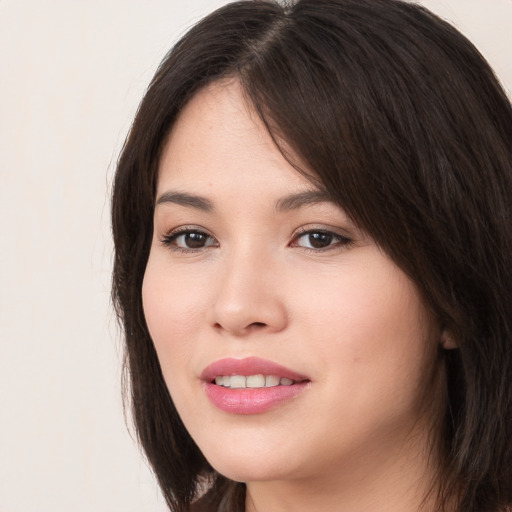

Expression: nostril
xmin=212 ymin=320 xmax=268 ymax=335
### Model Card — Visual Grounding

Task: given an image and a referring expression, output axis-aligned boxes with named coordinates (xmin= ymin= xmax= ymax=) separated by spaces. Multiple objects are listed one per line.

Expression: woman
xmin=111 ymin=0 xmax=512 ymax=510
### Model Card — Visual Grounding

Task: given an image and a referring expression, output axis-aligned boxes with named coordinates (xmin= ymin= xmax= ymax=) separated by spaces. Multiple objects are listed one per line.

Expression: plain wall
xmin=0 ymin=1 xmax=510 ymax=511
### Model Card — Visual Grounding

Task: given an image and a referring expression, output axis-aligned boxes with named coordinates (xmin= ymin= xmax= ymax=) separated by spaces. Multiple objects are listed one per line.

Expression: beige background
xmin=0 ymin=1 xmax=510 ymax=511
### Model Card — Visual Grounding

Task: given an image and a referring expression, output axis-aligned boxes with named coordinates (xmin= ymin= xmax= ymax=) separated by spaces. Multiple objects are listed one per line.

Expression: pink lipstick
xmin=201 ymin=357 xmax=310 ymax=414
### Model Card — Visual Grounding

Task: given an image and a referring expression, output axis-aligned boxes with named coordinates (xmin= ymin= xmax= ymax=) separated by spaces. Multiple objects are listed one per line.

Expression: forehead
xmin=157 ymin=79 xmax=317 ymax=199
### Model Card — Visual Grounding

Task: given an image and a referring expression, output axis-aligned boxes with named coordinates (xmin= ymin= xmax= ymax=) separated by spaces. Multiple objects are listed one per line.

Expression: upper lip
xmin=201 ymin=357 xmax=309 ymax=383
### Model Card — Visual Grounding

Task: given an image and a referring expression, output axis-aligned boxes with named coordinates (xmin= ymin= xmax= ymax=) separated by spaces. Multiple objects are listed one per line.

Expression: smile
xmin=202 ymin=357 xmax=310 ymax=414
xmin=214 ymin=375 xmax=295 ymax=388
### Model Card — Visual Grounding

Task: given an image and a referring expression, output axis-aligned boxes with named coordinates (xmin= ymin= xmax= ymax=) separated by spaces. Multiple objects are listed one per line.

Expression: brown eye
xmin=162 ymin=230 xmax=218 ymax=250
xmin=181 ymin=232 xmax=209 ymax=248
xmin=293 ymin=230 xmax=352 ymax=251
xmin=305 ymin=232 xmax=333 ymax=249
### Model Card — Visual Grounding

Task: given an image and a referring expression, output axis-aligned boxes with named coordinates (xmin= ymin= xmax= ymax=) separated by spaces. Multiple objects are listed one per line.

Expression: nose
xmin=209 ymin=248 xmax=288 ymax=337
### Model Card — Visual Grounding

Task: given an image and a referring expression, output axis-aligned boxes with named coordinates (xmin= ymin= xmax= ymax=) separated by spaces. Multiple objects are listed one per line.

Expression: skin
xmin=142 ymin=80 xmax=445 ymax=511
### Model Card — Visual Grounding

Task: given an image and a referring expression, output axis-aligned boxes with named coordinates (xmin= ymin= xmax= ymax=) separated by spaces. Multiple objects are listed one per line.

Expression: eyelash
xmin=160 ymin=227 xmax=353 ymax=253
xmin=291 ymin=228 xmax=353 ymax=253
xmin=160 ymin=227 xmax=219 ymax=254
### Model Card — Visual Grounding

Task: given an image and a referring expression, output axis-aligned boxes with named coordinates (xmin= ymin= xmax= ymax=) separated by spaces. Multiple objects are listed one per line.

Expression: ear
xmin=441 ymin=329 xmax=458 ymax=350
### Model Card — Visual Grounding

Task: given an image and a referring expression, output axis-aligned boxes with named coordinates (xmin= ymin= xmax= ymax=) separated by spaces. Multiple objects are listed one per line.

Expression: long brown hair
xmin=112 ymin=1 xmax=512 ymax=510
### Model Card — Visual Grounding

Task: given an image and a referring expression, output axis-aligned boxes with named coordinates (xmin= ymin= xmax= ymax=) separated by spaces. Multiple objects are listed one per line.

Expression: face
xmin=142 ymin=80 xmax=441 ymax=485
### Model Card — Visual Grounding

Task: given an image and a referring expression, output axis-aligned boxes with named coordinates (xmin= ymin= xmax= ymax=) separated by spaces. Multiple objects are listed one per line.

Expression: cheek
xmin=299 ymin=261 xmax=426 ymax=339
xmin=142 ymin=261 xmax=210 ymax=428
xmin=296 ymin=260 xmax=436 ymax=398
xmin=141 ymin=254 xmax=208 ymax=370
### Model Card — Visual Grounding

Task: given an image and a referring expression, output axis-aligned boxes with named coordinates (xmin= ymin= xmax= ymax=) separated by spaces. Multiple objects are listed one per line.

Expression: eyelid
xmin=158 ymin=224 xmax=355 ymax=254
xmin=159 ymin=225 xmax=219 ymax=252
xmin=290 ymin=226 xmax=354 ymax=251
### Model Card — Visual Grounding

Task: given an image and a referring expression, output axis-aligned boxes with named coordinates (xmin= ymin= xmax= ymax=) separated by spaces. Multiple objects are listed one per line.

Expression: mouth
xmin=201 ymin=357 xmax=310 ymax=414
xmin=214 ymin=374 xmax=296 ymax=388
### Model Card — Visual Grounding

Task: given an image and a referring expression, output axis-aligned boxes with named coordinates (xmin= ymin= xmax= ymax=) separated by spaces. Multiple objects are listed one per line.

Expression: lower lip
xmin=204 ymin=382 xmax=309 ymax=414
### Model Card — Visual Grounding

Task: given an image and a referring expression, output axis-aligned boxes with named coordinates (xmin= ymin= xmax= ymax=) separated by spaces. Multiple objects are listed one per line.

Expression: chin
xmin=211 ymin=461 xmax=288 ymax=484
xmin=200 ymin=442 xmax=297 ymax=483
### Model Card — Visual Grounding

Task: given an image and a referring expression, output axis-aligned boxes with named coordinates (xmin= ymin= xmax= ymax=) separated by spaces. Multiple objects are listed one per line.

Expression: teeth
xmin=246 ymin=375 xmax=265 ymax=388
xmin=265 ymin=375 xmax=280 ymax=387
xmin=230 ymin=375 xmax=246 ymax=389
xmin=214 ymin=374 xmax=296 ymax=389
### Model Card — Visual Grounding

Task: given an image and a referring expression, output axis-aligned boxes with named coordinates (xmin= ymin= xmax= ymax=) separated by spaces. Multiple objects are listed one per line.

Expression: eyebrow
xmin=274 ymin=190 xmax=333 ymax=212
xmin=155 ymin=191 xmax=214 ymax=211
xmin=155 ymin=189 xmax=333 ymax=213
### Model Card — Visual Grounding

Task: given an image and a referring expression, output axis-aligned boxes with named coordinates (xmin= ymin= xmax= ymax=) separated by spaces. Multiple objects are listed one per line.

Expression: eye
xmin=292 ymin=229 xmax=352 ymax=251
xmin=161 ymin=228 xmax=218 ymax=251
